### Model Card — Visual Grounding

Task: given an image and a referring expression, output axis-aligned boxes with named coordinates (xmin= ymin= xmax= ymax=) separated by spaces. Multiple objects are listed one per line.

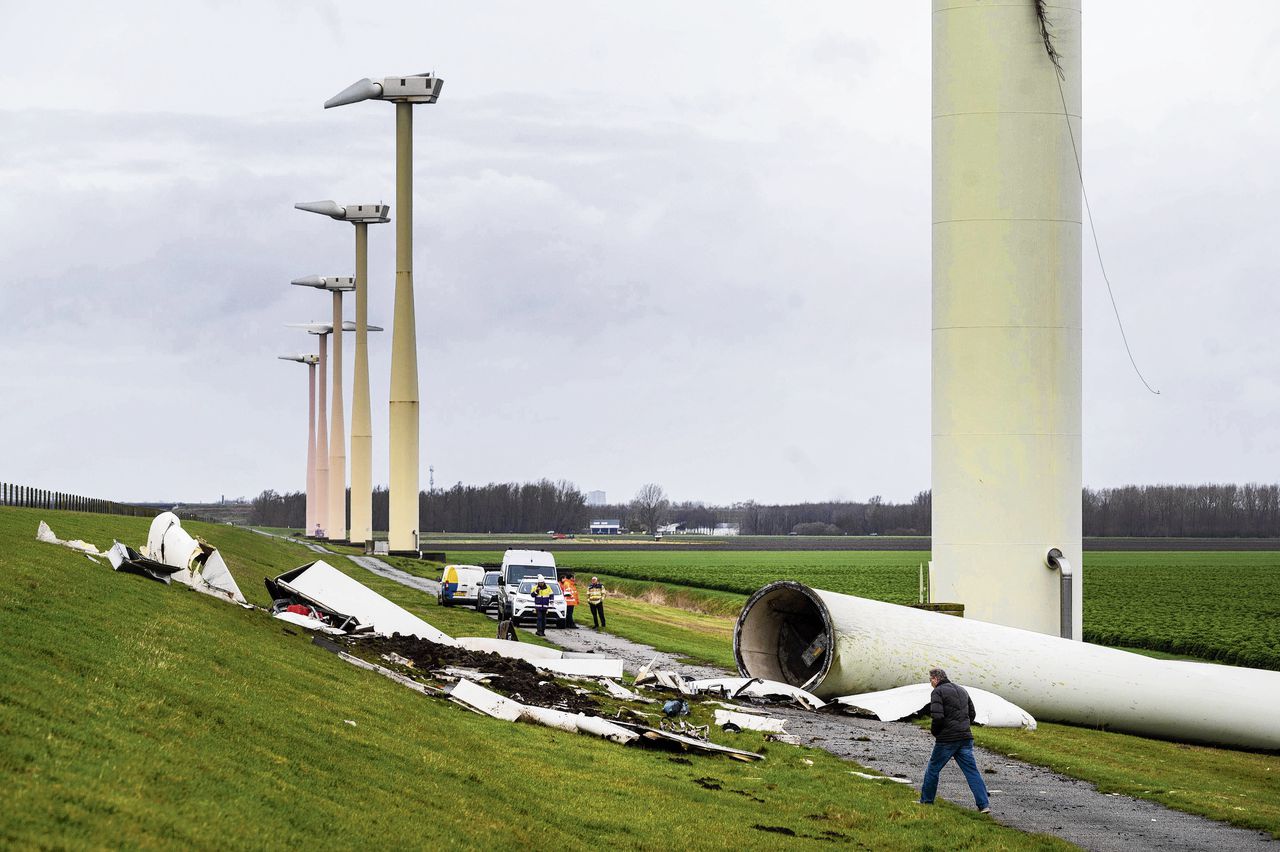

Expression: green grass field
xmin=973 ymin=723 xmax=1280 ymax=839
xmin=1 ymin=507 xmax=1068 ymax=850
xmin=447 ymin=549 xmax=1280 ymax=672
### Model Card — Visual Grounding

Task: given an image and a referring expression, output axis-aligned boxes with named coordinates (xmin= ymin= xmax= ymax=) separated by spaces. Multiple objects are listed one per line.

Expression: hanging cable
xmin=1037 ymin=2 xmax=1161 ymax=395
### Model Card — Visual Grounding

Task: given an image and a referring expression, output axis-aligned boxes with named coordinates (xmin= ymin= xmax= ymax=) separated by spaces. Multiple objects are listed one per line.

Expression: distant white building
xmin=590 ymin=519 xmax=621 ymax=534
xmin=586 ymin=490 xmax=607 ymax=506
xmin=714 ymin=523 xmax=740 ymax=536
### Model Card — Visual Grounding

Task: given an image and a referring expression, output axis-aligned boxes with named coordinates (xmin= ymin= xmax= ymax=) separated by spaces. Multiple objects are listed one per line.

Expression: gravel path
xmin=253 ymin=531 xmax=1274 ymax=851
xmin=544 ymin=623 xmax=1273 ymax=851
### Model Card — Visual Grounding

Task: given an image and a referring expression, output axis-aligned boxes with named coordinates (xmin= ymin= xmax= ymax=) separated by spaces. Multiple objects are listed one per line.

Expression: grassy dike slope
xmin=0 ymin=508 xmax=1062 ymax=851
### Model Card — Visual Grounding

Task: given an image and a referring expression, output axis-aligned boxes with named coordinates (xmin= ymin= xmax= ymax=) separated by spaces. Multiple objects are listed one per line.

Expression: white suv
xmin=504 ymin=578 xmax=567 ymax=627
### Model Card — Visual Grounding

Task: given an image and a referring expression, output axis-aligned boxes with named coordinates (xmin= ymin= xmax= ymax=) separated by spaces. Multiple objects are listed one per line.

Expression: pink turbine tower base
xmin=286 ymin=319 xmax=384 ymax=540
xmin=278 ymin=353 xmax=319 ymax=533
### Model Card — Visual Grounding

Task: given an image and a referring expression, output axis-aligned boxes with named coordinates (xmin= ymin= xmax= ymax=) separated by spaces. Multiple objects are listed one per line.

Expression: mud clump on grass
xmin=350 ymin=635 xmax=598 ymax=713
xmin=752 ymin=825 xmax=796 ymax=836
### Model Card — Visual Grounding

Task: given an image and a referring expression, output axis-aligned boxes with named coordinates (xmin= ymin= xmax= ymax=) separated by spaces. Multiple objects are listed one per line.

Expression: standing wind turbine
xmin=295 ymin=201 xmax=390 ymax=548
xmin=323 ymin=72 xmax=443 ymax=556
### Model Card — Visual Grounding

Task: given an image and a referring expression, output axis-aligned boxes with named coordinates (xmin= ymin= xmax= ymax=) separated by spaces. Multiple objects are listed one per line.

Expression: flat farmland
xmin=450 ymin=549 xmax=1280 ymax=671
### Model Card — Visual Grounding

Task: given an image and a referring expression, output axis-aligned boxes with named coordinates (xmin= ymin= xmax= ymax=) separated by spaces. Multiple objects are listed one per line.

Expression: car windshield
xmin=517 ymin=581 xmax=562 ymax=595
xmin=483 ymin=573 xmax=499 ymax=586
xmin=507 ymin=565 xmax=553 ymax=583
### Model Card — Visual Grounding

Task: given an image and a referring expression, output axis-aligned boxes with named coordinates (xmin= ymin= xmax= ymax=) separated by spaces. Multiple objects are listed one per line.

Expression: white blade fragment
xmin=830 ymin=683 xmax=1036 ymax=730
xmin=715 ymin=709 xmax=787 ymax=733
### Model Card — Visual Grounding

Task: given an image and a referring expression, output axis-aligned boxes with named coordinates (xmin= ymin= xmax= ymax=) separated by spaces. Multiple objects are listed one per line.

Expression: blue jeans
xmin=920 ymin=738 xmax=989 ymax=809
xmin=535 ymin=607 xmax=548 ymax=634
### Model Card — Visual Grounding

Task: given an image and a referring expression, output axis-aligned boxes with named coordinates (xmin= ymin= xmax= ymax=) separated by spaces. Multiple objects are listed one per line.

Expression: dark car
xmin=474 ymin=570 xmax=501 ymax=613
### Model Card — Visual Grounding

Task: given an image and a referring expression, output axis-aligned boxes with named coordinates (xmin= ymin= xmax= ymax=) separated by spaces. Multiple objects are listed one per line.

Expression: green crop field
xmin=1085 ymin=552 xmax=1280 ymax=670
xmin=451 ymin=549 xmax=1280 ymax=671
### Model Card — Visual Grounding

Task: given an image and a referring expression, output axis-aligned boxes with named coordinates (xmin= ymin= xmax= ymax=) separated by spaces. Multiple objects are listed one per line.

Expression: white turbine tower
xmin=931 ymin=0 xmax=1083 ymax=638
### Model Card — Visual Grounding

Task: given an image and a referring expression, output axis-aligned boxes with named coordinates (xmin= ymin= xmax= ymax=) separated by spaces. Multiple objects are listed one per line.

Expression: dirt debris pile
xmin=353 ymin=634 xmax=599 ymax=713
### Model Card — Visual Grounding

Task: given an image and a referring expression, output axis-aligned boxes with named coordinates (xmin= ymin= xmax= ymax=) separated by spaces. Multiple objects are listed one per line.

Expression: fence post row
xmin=0 ymin=481 xmax=152 ymax=519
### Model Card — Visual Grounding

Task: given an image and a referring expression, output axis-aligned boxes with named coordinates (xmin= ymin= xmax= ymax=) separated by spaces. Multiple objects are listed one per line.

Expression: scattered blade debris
xmin=36 ymin=520 xmax=102 ymax=555
xmin=267 ymin=559 xmax=454 ymax=644
xmin=715 ymin=709 xmax=787 ymax=734
xmin=146 ymin=512 xmax=248 ymax=605
xmin=106 ymin=541 xmax=182 ymax=583
xmin=830 ymin=683 xmax=1037 ymax=730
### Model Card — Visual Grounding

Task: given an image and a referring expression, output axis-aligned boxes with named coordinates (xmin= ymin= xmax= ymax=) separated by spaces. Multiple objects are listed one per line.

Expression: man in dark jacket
xmin=918 ymin=668 xmax=990 ymax=812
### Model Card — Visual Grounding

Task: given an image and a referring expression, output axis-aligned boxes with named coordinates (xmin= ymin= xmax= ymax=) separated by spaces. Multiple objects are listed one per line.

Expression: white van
xmin=438 ymin=564 xmax=486 ymax=607
xmin=496 ymin=550 xmax=559 ymax=622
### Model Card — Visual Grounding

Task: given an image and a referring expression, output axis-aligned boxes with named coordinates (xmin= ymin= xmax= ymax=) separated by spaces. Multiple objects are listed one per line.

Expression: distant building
xmin=590 ymin=519 xmax=621 ymax=534
xmin=657 ymin=522 xmax=684 ymax=535
xmin=586 ymin=490 xmax=607 ymax=506
xmin=714 ymin=523 xmax=740 ymax=536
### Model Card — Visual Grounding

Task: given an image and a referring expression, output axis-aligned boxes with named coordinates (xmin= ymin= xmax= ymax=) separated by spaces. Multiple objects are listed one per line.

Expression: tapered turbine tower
xmin=277 ymin=354 xmax=320 ymax=533
xmin=295 ymin=201 xmax=391 ymax=548
xmin=293 ymin=276 xmax=356 ymax=542
xmin=324 ymin=73 xmax=443 ymax=556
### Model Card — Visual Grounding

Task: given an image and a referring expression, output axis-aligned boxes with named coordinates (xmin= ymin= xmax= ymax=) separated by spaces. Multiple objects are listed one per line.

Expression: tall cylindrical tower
xmin=388 ymin=101 xmax=420 ymax=555
xmin=306 ymin=359 xmax=317 ymax=534
xmin=350 ymin=222 xmax=374 ymax=547
xmin=931 ymin=0 xmax=1082 ymax=638
xmin=315 ymin=331 xmax=330 ymax=538
xmin=329 ymin=290 xmax=347 ymax=542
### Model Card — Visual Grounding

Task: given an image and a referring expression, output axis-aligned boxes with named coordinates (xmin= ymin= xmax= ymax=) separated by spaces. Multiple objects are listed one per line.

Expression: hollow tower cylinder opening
xmin=733 ymin=581 xmax=835 ymax=691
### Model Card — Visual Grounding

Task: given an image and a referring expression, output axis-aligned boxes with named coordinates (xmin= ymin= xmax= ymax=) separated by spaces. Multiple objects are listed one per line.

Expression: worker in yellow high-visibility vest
xmin=586 ymin=576 xmax=606 ymax=631
xmin=532 ymin=575 xmax=554 ymax=636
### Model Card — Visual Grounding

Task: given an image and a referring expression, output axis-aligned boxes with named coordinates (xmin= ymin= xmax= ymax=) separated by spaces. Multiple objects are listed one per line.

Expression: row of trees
xmin=249 ymin=482 xmax=1280 ymax=537
xmin=249 ymin=480 xmax=589 ymax=534
xmin=1082 ymin=484 xmax=1280 ymax=537
xmin=736 ymin=492 xmax=933 ymax=536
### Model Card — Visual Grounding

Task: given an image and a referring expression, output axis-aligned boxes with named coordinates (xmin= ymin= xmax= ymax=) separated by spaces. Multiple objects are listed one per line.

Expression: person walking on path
xmin=918 ymin=667 xmax=990 ymax=813
xmin=586 ymin=576 xmax=606 ymax=630
xmin=532 ymin=575 xmax=553 ymax=636
xmin=561 ymin=573 xmax=579 ymax=629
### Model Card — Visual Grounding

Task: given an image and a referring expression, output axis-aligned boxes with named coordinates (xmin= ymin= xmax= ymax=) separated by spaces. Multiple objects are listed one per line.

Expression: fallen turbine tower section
xmin=733 ymin=581 xmax=1280 ymax=750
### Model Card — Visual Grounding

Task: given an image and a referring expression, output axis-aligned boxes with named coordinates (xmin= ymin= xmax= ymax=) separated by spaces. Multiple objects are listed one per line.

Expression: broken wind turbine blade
xmin=714 ymin=709 xmax=787 ymax=734
xmin=830 ymin=683 xmax=1036 ymax=730
xmin=733 ymin=581 xmax=1280 ymax=750
xmin=35 ymin=521 xmax=102 ymax=555
xmin=268 ymin=560 xmax=455 ymax=645
xmin=446 ymin=679 xmax=638 ymax=744
xmin=685 ymin=676 xmax=826 ymax=711
xmin=145 ymin=512 xmax=247 ymax=605
xmin=106 ymin=541 xmax=183 ymax=584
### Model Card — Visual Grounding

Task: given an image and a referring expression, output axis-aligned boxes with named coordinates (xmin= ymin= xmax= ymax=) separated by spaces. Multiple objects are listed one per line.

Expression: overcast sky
xmin=2 ymin=2 xmax=1278 ymax=505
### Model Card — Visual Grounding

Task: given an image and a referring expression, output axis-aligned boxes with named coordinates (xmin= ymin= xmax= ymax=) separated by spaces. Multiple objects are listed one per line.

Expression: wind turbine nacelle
xmin=381 ymin=75 xmax=443 ymax=103
xmin=343 ymin=203 xmax=391 ymax=224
